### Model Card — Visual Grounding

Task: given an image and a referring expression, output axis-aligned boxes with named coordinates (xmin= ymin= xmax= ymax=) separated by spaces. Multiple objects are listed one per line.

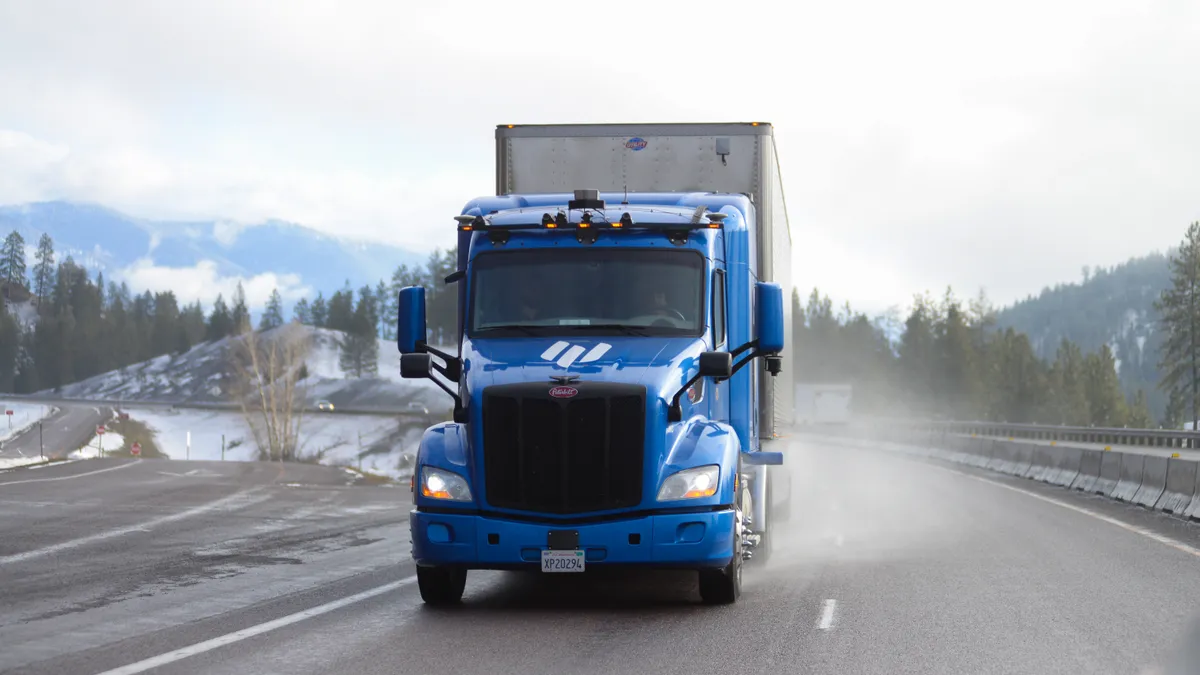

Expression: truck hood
xmin=462 ymin=336 xmax=707 ymax=402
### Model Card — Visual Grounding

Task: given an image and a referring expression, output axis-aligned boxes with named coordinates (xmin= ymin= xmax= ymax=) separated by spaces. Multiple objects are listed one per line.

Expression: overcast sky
xmin=1 ymin=0 xmax=1197 ymax=316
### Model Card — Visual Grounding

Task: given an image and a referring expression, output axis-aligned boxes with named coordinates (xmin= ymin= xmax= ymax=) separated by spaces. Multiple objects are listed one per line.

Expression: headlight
xmin=420 ymin=466 xmax=472 ymax=502
xmin=657 ymin=465 xmax=720 ymax=501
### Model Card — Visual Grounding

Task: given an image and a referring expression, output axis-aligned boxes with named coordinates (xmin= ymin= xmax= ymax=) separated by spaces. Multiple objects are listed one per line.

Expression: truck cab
xmin=397 ymin=124 xmax=793 ymax=606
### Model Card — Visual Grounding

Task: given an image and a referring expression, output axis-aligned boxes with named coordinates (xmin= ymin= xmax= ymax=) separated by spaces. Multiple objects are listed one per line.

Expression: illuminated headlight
xmin=657 ymin=465 xmax=720 ymax=501
xmin=420 ymin=466 xmax=472 ymax=502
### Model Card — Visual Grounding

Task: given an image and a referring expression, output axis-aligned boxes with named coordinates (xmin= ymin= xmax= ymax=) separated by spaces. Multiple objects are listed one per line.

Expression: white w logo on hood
xmin=541 ymin=341 xmax=612 ymax=368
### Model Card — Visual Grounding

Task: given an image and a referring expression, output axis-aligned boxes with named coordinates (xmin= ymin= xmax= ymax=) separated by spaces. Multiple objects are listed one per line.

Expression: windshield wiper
xmin=561 ymin=324 xmax=650 ymax=337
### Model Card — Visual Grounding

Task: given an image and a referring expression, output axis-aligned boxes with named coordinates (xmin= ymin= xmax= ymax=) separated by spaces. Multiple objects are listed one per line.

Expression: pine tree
xmin=1083 ymin=344 xmax=1128 ymax=427
xmin=1163 ymin=387 xmax=1186 ymax=429
xmin=231 ymin=282 xmax=250 ymax=333
xmin=0 ymin=291 xmax=19 ymax=392
xmin=1127 ymin=389 xmax=1154 ymax=428
xmin=0 ymin=231 xmax=27 ymax=290
xmin=1049 ymin=339 xmax=1090 ymax=425
xmin=31 ymin=234 xmax=55 ymax=309
xmin=1156 ymin=221 xmax=1200 ymax=430
xmin=376 ymin=279 xmax=394 ymax=340
xmin=260 ymin=288 xmax=284 ymax=330
xmin=207 ymin=294 xmax=234 ymax=340
xmin=339 ymin=289 xmax=380 ymax=377
xmin=326 ymin=282 xmax=355 ymax=332
xmin=310 ymin=292 xmax=328 ymax=327
xmin=293 ymin=297 xmax=312 ymax=325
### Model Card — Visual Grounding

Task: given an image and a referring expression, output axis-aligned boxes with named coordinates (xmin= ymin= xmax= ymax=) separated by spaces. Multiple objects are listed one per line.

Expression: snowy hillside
xmin=123 ymin=407 xmax=424 ymax=480
xmin=995 ymin=252 xmax=1170 ymax=417
xmin=0 ymin=201 xmax=423 ymax=312
xmin=36 ymin=324 xmax=445 ymax=412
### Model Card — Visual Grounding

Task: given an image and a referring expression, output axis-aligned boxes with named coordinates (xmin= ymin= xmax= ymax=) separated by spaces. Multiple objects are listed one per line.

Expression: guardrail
xmin=853 ymin=419 xmax=1200 ymax=450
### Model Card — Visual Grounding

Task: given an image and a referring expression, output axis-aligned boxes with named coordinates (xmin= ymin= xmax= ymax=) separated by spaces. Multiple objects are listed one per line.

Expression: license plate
xmin=540 ymin=549 xmax=585 ymax=573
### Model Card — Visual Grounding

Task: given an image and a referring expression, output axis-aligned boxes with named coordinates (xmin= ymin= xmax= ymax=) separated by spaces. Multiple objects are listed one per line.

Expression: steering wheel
xmin=656 ymin=307 xmax=687 ymax=323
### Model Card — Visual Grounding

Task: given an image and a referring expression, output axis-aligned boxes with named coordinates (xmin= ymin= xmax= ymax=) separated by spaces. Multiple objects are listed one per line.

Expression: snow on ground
xmin=71 ymin=431 xmax=127 ymax=460
xmin=0 ymin=400 xmax=57 ymax=443
xmin=38 ymin=324 xmax=445 ymax=412
xmin=126 ymin=406 xmax=423 ymax=479
xmin=0 ymin=456 xmax=50 ymax=470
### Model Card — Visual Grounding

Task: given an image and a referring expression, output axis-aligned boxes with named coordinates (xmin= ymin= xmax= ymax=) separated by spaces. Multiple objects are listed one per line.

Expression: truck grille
xmin=481 ymin=382 xmax=646 ymax=514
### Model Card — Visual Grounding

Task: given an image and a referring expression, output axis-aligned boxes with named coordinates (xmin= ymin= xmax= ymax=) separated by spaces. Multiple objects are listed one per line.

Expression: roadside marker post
xmin=5 ymin=409 xmax=12 ymax=430
xmin=131 ymin=442 xmax=142 ymax=457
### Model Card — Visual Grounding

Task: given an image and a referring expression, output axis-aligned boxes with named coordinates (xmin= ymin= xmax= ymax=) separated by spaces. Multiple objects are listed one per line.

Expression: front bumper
xmin=410 ymin=508 xmax=736 ymax=570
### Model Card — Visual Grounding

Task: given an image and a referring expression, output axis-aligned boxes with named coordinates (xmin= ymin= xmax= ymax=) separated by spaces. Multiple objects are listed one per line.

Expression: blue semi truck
xmin=397 ymin=123 xmax=794 ymax=605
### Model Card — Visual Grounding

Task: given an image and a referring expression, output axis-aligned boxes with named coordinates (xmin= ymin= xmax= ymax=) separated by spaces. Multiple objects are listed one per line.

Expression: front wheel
xmin=416 ymin=566 xmax=467 ymax=606
xmin=699 ymin=510 xmax=744 ymax=605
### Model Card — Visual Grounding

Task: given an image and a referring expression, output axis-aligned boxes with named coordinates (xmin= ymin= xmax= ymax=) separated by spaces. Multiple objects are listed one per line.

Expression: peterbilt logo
xmin=549 ymin=386 xmax=579 ymax=399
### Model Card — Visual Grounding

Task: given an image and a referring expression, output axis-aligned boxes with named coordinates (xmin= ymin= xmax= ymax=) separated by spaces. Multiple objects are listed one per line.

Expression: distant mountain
xmin=0 ymin=201 xmax=423 ymax=306
xmin=994 ymin=252 xmax=1171 ymax=418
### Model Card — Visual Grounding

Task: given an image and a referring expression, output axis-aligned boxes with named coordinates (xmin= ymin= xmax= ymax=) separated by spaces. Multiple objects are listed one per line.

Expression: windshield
xmin=468 ymin=248 xmax=705 ymax=337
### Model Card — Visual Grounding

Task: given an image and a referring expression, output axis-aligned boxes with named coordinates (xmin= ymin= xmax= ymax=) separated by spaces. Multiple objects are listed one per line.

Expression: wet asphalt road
xmin=2 ymin=439 xmax=1200 ymax=675
xmin=0 ymin=405 xmax=110 ymax=462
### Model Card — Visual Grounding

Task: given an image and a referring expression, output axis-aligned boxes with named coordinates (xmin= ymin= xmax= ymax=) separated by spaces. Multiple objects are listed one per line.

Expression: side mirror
xmin=400 ymin=353 xmax=433 ymax=379
xmin=755 ymin=282 xmax=785 ymax=354
xmin=397 ymin=286 xmax=427 ymax=354
xmin=698 ymin=351 xmax=733 ymax=378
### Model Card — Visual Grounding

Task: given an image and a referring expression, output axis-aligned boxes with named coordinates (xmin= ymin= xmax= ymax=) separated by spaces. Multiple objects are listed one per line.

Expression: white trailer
xmin=795 ymin=383 xmax=853 ymax=425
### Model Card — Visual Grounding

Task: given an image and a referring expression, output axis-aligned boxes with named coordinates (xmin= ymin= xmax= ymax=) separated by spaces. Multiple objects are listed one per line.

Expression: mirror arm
xmin=728 ymin=339 xmax=758 ymax=359
xmin=424 ymin=370 xmax=467 ymax=422
xmin=717 ymin=348 xmax=765 ymax=385
xmin=420 ymin=343 xmax=462 ymax=383
xmin=668 ymin=370 xmax=708 ymax=423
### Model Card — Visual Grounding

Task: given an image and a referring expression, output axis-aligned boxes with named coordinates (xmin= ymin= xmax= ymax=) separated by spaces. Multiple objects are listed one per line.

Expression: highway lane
xmin=4 ymin=440 xmax=1200 ymax=674
xmin=0 ymin=404 xmax=111 ymax=462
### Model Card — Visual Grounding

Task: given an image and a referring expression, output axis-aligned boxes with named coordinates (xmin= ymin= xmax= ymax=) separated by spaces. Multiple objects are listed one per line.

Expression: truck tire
xmin=699 ymin=505 xmax=744 ymax=605
xmin=416 ymin=566 xmax=467 ymax=605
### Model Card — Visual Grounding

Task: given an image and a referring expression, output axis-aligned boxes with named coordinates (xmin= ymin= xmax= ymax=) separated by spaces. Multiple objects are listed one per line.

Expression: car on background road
xmin=405 ymin=402 xmax=429 ymax=416
xmin=316 ymin=400 xmax=335 ymax=412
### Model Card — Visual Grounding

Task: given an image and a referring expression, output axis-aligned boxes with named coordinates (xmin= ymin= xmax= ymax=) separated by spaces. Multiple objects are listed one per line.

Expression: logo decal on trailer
xmin=625 ymin=137 xmax=648 ymax=151
xmin=540 ymin=341 xmax=612 ymax=368
xmin=549 ymin=386 xmax=579 ymax=399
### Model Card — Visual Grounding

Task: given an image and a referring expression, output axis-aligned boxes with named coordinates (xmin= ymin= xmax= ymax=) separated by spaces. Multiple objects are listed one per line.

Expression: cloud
xmin=117 ymin=259 xmax=312 ymax=311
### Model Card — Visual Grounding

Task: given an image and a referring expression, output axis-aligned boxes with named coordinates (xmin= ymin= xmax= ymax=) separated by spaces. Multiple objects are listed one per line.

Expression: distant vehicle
xmin=405 ymin=402 xmax=429 ymax=415
xmin=794 ymin=384 xmax=852 ymax=425
xmin=316 ymin=400 xmax=335 ymax=412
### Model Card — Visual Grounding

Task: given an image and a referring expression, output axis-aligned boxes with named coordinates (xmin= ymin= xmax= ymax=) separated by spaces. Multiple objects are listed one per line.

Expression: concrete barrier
xmin=1012 ymin=443 xmax=1035 ymax=477
xmin=1154 ymin=458 xmax=1198 ymax=515
xmin=987 ymin=441 xmax=1013 ymax=473
xmin=1095 ymin=451 xmax=1122 ymax=496
xmin=1186 ymin=491 xmax=1200 ymax=521
xmin=1133 ymin=455 xmax=1168 ymax=508
xmin=965 ymin=439 xmax=993 ymax=468
xmin=1071 ymin=449 xmax=1104 ymax=492
xmin=1112 ymin=453 xmax=1145 ymax=502
xmin=1046 ymin=446 xmax=1083 ymax=487
xmin=1027 ymin=446 xmax=1056 ymax=482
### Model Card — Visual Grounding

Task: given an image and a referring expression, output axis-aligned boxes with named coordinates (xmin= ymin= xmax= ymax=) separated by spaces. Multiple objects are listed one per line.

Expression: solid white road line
xmin=0 ymin=459 xmax=141 ymax=486
xmin=92 ymin=576 xmax=418 ymax=675
xmin=940 ymin=466 xmax=1200 ymax=560
xmin=818 ymin=599 xmax=837 ymax=630
xmin=0 ymin=488 xmax=269 ymax=565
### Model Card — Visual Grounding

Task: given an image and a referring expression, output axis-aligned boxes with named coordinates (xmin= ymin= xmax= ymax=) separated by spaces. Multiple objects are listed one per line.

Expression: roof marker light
xmin=454 ymin=214 xmax=475 ymax=232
